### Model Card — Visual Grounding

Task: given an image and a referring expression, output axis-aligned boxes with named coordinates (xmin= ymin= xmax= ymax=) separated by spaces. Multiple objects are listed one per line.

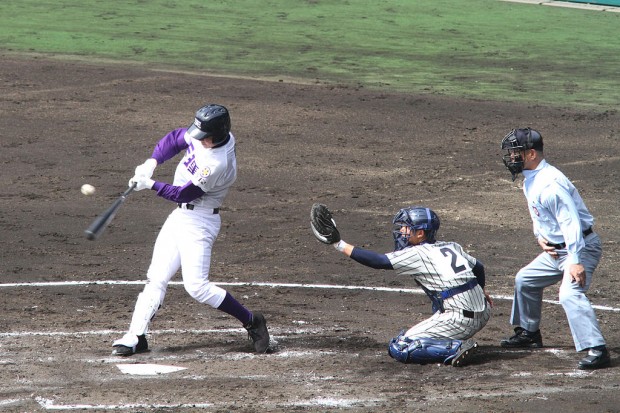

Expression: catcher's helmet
xmin=186 ymin=104 xmax=231 ymax=145
xmin=501 ymin=127 xmax=543 ymax=181
xmin=392 ymin=206 xmax=440 ymax=251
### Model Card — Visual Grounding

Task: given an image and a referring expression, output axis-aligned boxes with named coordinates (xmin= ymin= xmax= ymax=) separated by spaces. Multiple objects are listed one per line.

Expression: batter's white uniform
xmin=386 ymin=241 xmax=490 ymax=340
xmin=124 ymin=131 xmax=237 ymax=338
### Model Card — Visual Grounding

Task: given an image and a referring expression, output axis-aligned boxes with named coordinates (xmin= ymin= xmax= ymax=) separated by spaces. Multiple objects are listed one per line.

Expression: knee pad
xmin=388 ymin=332 xmax=462 ymax=365
xmin=184 ymin=281 xmax=226 ymax=308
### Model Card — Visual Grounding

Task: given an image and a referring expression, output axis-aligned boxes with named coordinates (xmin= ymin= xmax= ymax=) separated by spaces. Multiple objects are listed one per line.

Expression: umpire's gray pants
xmin=510 ymin=232 xmax=605 ymax=351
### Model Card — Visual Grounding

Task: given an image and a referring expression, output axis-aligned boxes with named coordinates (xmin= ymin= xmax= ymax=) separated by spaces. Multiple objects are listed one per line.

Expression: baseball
xmin=81 ymin=184 xmax=96 ymax=196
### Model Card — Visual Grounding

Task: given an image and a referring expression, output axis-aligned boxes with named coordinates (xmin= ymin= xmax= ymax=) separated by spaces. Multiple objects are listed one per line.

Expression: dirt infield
xmin=1 ymin=56 xmax=619 ymax=412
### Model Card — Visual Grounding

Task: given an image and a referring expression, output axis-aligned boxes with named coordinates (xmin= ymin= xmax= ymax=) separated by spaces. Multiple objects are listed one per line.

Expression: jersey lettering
xmin=184 ymin=154 xmax=198 ymax=174
xmin=440 ymin=247 xmax=467 ymax=274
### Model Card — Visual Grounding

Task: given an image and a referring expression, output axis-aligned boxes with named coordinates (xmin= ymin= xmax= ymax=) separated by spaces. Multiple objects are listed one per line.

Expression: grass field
xmin=0 ymin=0 xmax=618 ymax=108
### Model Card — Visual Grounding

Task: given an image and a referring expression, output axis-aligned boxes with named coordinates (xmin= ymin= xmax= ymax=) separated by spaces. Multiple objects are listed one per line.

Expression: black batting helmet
xmin=186 ymin=104 xmax=231 ymax=145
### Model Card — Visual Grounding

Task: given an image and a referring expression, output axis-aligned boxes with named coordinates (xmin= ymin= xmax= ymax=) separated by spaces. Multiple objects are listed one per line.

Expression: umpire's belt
xmin=547 ymin=227 xmax=593 ymax=249
xmin=177 ymin=203 xmax=219 ymax=214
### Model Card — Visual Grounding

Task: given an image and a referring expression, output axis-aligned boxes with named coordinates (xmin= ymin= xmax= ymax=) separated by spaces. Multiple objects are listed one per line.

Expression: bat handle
xmin=123 ymin=182 xmax=138 ymax=197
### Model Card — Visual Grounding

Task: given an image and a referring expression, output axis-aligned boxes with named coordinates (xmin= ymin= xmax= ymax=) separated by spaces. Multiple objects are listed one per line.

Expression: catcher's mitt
xmin=310 ymin=203 xmax=341 ymax=244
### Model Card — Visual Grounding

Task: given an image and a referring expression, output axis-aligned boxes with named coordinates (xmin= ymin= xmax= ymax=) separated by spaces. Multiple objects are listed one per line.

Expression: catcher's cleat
xmin=451 ymin=339 xmax=478 ymax=367
xmin=245 ymin=312 xmax=270 ymax=353
xmin=111 ymin=334 xmax=148 ymax=356
xmin=500 ymin=327 xmax=543 ymax=348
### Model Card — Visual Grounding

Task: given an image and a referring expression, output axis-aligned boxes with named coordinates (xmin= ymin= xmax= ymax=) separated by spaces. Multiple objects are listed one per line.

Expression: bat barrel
xmin=84 ymin=183 xmax=136 ymax=241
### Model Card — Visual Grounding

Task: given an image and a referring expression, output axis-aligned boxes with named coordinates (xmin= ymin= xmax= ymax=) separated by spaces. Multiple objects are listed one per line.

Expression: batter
xmin=112 ymin=104 xmax=270 ymax=356
xmin=311 ymin=204 xmax=492 ymax=367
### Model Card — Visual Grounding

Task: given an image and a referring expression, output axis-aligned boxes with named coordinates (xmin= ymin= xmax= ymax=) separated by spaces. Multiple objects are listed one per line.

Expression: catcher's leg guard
xmin=388 ymin=333 xmax=463 ymax=365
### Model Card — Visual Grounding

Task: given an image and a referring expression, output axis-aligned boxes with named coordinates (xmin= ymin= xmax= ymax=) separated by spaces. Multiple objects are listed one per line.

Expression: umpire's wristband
xmin=333 ymin=240 xmax=346 ymax=252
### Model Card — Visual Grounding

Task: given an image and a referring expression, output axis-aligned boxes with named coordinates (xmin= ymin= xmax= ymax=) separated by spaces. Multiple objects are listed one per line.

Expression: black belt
xmin=177 ymin=203 xmax=219 ymax=214
xmin=462 ymin=308 xmax=488 ymax=319
xmin=547 ymin=227 xmax=593 ymax=249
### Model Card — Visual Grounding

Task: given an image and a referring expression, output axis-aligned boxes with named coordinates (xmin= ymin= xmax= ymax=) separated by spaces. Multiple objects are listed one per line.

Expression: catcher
xmin=310 ymin=203 xmax=492 ymax=367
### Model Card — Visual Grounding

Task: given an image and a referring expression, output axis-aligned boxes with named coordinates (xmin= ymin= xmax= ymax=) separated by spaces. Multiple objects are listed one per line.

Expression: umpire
xmin=499 ymin=127 xmax=610 ymax=369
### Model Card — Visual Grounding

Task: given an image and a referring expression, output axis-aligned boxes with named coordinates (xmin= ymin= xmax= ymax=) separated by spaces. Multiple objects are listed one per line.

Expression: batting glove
xmin=134 ymin=158 xmax=158 ymax=179
xmin=129 ymin=175 xmax=155 ymax=191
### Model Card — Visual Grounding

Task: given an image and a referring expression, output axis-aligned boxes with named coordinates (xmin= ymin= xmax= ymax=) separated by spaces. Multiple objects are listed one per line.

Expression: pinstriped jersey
xmin=386 ymin=241 xmax=487 ymax=312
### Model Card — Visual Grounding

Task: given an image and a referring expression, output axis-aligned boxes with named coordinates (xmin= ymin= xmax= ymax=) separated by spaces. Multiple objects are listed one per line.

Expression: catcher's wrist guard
xmin=333 ymin=240 xmax=346 ymax=252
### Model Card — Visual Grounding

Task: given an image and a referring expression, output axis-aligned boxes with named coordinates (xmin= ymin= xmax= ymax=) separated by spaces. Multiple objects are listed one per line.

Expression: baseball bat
xmin=84 ymin=183 xmax=137 ymax=241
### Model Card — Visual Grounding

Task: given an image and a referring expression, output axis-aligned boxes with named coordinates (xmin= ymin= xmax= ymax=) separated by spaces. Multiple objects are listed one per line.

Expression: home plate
xmin=116 ymin=363 xmax=187 ymax=375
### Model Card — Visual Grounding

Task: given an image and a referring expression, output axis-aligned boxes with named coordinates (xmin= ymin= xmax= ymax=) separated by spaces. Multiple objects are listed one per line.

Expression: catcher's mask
xmin=501 ymin=127 xmax=543 ymax=181
xmin=186 ymin=104 xmax=231 ymax=146
xmin=392 ymin=206 xmax=440 ymax=251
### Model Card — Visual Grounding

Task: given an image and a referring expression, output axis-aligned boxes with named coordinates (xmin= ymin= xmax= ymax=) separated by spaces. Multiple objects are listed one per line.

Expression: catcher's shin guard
xmin=388 ymin=333 xmax=463 ymax=365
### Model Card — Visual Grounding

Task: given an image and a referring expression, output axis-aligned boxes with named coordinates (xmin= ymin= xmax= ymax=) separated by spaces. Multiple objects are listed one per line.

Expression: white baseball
xmin=81 ymin=184 xmax=96 ymax=196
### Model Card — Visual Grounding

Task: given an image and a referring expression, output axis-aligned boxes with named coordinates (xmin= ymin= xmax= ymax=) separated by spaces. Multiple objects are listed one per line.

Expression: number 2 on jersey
xmin=440 ymin=247 xmax=467 ymax=274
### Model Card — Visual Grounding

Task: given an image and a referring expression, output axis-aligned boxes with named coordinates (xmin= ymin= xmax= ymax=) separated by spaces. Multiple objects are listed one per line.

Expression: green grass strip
xmin=0 ymin=0 xmax=618 ymax=108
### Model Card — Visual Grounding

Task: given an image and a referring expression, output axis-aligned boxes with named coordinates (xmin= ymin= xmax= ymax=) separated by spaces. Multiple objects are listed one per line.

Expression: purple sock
xmin=217 ymin=292 xmax=252 ymax=325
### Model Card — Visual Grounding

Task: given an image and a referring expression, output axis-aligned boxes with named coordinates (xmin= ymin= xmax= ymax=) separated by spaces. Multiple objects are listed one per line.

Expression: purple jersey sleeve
xmin=151 ymin=128 xmax=189 ymax=164
xmin=152 ymin=180 xmax=205 ymax=203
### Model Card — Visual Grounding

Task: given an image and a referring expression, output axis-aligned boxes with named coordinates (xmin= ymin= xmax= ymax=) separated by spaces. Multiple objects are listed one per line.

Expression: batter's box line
xmin=1 ymin=279 xmax=619 ymax=313
xmin=36 ymin=395 xmax=383 ymax=411
xmin=0 ymin=326 xmax=340 ymax=339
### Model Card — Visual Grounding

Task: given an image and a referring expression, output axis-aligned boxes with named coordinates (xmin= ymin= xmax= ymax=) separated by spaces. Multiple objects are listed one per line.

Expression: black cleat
xmin=500 ymin=327 xmax=543 ymax=348
xmin=111 ymin=334 xmax=148 ymax=356
xmin=578 ymin=348 xmax=611 ymax=370
xmin=451 ymin=339 xmax=478 ymax=367
xmin=245 ymin=312 xmax=270 ymax=353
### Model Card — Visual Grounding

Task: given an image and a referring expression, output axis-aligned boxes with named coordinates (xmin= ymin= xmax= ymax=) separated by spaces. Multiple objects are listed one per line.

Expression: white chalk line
xmin=36 ymin=397 xmax=215 ymax=410
xmin=499 ymin=0 xmax=620 ymax=13
xmin=0 ymin=326 xmax=334 ymax=339
xmin=35 ymin=396 xmax=382 ymax=411
xmin=1 ymin=279 xmax=619 ymax=312
xmin=0 ymin=399 xmax=21 ymax=407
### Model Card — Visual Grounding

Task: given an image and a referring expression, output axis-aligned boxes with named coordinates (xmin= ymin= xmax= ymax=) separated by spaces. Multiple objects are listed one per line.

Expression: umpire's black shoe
xmin=245 ymin=312 xmax=270 ymax=353
xmin=111 ymin=334 xmax=148 ymax=356
xmin=500 ymin=327 xmax=543 ymax=348
xmin=578 ymin=347 xmax=611 ymax=370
